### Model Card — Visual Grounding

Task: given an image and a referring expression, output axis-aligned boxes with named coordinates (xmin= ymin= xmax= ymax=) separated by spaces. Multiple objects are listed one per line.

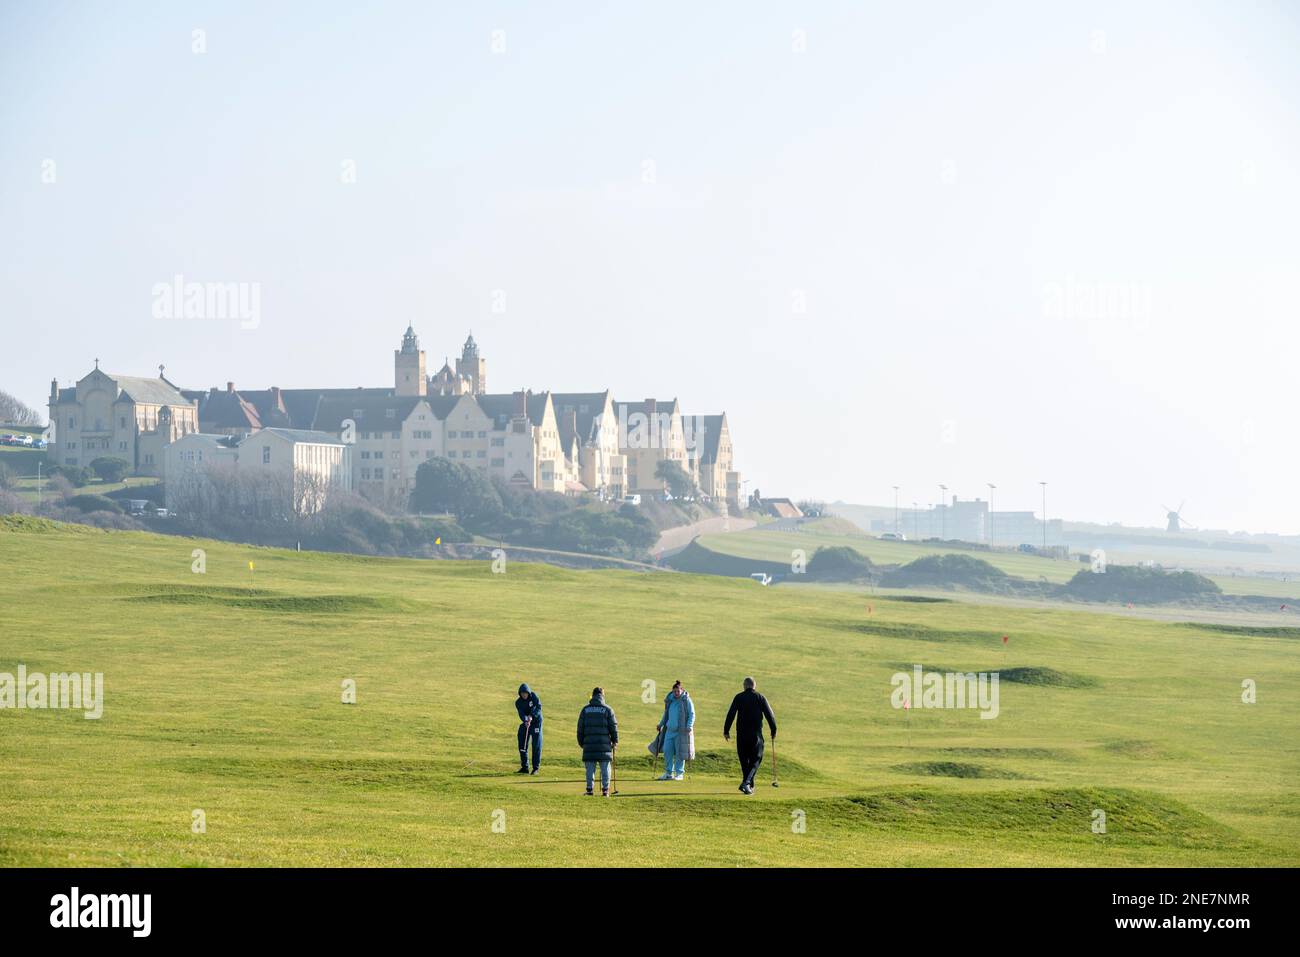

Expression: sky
xmin=2 ymin=0 xmax=1298 ymax=534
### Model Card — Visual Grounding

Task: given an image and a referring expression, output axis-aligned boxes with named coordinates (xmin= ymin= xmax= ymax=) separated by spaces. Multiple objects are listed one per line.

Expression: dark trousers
xmin=518 ymin=723 xmax=542 ymax=770
xmin=738 ymin=738 xmax=765 ymax=788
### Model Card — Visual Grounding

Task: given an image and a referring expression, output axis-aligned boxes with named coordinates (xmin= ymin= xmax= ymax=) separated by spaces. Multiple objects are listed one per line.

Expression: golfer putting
xmin=723 ymin=676 xmax=778 ymax=794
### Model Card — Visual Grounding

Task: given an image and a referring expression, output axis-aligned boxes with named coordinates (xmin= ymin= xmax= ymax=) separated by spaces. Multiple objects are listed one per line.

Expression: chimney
xmin=226 ymin=381 xmax=235 ymax=393
xmin=645 ymin=397 xmax=657 ymax=415
xmin=513 ymin=390 xmax=527 ymax=416
xmin=271 ymin=386 xmax=282 ymax=409
xmin=566 ymin=408 xmax=578 ymax=434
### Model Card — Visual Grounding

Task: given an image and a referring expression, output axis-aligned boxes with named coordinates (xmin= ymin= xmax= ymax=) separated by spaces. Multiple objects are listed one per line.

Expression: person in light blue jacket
xmin=656 ymin=680 xmax=695 ymax=781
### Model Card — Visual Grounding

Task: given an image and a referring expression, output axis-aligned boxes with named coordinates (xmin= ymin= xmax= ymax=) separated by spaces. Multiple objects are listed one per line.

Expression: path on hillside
xmin=655 ymin=515 xmax=756 ymax=558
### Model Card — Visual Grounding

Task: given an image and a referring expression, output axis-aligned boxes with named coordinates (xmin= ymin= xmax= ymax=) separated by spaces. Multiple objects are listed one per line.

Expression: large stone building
xmin=47 ymin=363 xmax=198 ymax=473
xmin=48 ymin=325 xmax=740 ymax=509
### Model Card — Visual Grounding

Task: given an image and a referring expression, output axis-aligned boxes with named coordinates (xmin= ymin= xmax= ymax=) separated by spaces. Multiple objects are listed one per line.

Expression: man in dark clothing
xmin=515 ymin=683 xmax=543 ymax=774
xmin=576 ymin=687 xmax=619 ymax=796
xmin=723 ymin=676 xmax=777 ymax=794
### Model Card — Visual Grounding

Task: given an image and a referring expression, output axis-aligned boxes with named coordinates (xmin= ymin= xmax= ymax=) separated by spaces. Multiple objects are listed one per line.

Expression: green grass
xmin=1 ymin=516 xmax=1297 ymax=866
xmin=692 ymin=519 xmax=1300 ymax=601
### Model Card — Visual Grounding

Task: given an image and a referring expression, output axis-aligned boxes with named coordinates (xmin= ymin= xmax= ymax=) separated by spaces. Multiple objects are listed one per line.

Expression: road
xmin=654 ymin=514 xmax=757 ymax=558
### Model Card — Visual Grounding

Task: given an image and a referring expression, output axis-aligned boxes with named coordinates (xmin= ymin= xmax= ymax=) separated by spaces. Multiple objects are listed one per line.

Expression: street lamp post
xmin=892 ymin=485 xmax=900 ymax=535
xmin=938 ymin=484 xmax=948 ymax=540
xmin=986 ymin=482 xmax=996 ymax=546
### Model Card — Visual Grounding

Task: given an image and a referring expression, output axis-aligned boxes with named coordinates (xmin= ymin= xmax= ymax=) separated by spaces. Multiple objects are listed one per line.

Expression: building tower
xmin=395 ymin=324 xmax=427 ymax=396
xmin=455 ymin=332 xmax=486 ymax=395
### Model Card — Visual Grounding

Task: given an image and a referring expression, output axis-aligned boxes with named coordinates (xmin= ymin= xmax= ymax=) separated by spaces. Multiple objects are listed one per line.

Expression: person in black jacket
xmin=576 ymin=687 xmax=619 ymax=796
xmin=515 ymin=683 xmax=542 ymax=774
xmin=723 ymin=676 xmax=777 ymax=794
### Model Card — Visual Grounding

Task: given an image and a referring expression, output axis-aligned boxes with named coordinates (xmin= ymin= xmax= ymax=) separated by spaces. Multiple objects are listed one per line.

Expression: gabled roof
xmin=110 ymin=374 xmax=192 ymax=407
xmin=312 ymin=395 xmax=426 ymax=431
xmin=189 ymin=390 xmax=262 ymax=431
xmin=475 ymin=392 xmax=550 ymax=429
xmin=236 ymin=390 xmax=294 ymax=429
xmin=691 ymin=413 xmax=726 ymax=463
xmin=552 ymin=391 xmax=611 ymax=448
xmin=276 ymin=388 xmax=393 ymax=430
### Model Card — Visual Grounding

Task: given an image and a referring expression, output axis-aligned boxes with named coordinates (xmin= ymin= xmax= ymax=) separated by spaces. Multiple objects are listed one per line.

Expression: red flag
xmin=1001 ymin=634 xmax=1008 ymax=644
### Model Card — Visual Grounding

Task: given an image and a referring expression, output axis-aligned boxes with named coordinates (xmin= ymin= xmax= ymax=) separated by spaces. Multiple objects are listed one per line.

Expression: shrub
xmin=89 ymin=457 xmax=131 ymax=483
xmin=807 ymin=545 xmax=874 ymax=580
xmin=66 ymin=494 xmax=123 ymax=514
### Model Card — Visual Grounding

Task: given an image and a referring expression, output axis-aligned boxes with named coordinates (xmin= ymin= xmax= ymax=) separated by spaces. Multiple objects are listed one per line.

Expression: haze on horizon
xmin=3 ymin=1 xmax=1297 ymax=535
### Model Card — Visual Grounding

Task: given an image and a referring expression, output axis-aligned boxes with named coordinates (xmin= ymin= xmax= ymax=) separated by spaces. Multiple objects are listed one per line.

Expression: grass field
xmin=693 ymin=519 xmax=1300 ymax=601
xmin=1 ymin=516 xmax=1297 ymax=866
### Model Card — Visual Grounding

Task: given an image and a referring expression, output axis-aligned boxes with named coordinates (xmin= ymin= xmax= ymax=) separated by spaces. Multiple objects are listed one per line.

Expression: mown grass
xmin=0 ymin=518 xmax=1297 ymax=866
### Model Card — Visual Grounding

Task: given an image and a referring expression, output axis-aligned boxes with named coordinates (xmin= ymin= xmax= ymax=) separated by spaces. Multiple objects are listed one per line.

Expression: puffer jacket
xmin=577 ymin=693 xmax=619 ymax=762
xmin=660 ymin=690 xmax=695 ymax=735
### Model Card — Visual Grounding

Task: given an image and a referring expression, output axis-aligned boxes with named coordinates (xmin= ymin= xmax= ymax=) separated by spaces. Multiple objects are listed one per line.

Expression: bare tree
xmin=0 ymin=389 xmax=43 ymax=426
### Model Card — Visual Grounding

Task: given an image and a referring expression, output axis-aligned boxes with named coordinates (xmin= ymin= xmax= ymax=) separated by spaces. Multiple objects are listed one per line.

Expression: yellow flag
xmin=435 ymin=537 xmax=441 ymax=545
xmin=248 ymin=561 xmax=255 ymax=571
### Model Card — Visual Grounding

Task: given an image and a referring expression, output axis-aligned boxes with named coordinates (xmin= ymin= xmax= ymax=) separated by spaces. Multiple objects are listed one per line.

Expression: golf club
xmin=520 ymin=717 xmax=531 ymax=771
xmin=771 ymin=735 xmax=780 ymax=787
xmin=611 ymin=746 xmax=618 ymax=796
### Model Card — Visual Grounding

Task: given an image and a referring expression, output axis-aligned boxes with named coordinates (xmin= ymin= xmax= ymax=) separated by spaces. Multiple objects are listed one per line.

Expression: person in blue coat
xmin=656 ymin=680 xmax=695 ymax=781
xmin=515 ymin=683 xmax=542 ymax=774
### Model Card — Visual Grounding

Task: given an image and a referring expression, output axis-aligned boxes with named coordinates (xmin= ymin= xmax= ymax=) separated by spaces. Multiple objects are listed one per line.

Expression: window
xmin=374 ymin=451 xmax=384 ymax=459
xmin=425 ymin=451 xmax=434 ymax=459
xmin=391 ymin=469 xmax=399 ymax=480
xmin=361 ymin=468 xmax=371 ymax=480
xmin=476 ymin=450 xmax=485 ymax=459
xmin=119 ymin=417 xmax=126 ymax=428
xmin=68 ymin=417 xmax=75 ymax=428
xmin=448 ymin=451 xmax=456 ymax=458
xmin=361 ymin=451 xmax=370 ymax=459
xmin=477 ymin=430 xmax=486 ymax=438
xmin=448 ymin=430 xmax=457 ymax=438
xmin=262 ymin=446 xmax=271 ymax=464
xmin=491 ymin=437 xmax=504 ymax=447
xmin=391 ymin=431 xmax=400 ymax=439
xmin=384 ymin=409 xmax=395 ymax=419
xmin=491 ymin=458 xmax=505 ymax=468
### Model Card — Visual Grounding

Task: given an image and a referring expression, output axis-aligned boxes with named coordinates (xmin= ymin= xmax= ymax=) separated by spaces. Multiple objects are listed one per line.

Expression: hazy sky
xmin=3 ymin=1 xmax=1298 ymax=533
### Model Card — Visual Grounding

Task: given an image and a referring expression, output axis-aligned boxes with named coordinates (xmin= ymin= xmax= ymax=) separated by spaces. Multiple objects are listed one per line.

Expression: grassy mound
xmin=1179 ymin=622 xmax=1300 ymax=639
xmin=1063 ymin=565 xmax=1221 ymax=604
xmin=997 ymin=666 xmax=1099 ymax=689
xmin=880 ymin=554 xmax=1013 ymax=591
xmin=806 ymin=545 xmax=875 ymax=581
xmin=891 ymin=761 xmax=1027 ymax=779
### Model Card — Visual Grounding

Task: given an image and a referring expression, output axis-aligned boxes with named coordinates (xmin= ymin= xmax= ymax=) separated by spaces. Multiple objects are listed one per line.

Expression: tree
xmin=654 ymin=460 xmax=696 ymax=499
xmin=0 ymin=389 xmax=42 ymax=426
xmin=410 ymin=459 xmax=502 ymax=527
xmin=89 ymin=457 xmax=131 ymax=484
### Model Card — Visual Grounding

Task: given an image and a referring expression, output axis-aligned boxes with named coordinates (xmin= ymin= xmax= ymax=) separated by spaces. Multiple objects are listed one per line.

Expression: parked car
xmin=621 ymin=494 xmax=641 ymax=506
xmin=749 ymin=572 xmax=772 ymax=586
xmin=153 ymin=507 xmax=172 ymax=518
xmin=880 ymin=532 xmax=907 ymax=541
xmin=125 ymin=499 xmax=150 ymax=516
